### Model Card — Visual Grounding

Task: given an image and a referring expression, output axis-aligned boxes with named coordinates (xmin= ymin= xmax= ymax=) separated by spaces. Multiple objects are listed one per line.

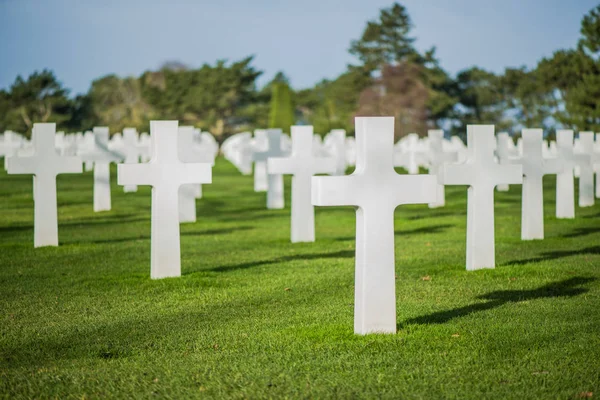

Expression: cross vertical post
xmin=312 ymin=117 xmax=437 ymax=334
xmin=268 ymin=125 xmax=336 ymax=242
xmin=7 ymin=123 xmax=82 ymax=247
xmin=441 ymin=125 xmax=522 ymax=270
xmin=117 ymin=121 xmax=212 ymax=279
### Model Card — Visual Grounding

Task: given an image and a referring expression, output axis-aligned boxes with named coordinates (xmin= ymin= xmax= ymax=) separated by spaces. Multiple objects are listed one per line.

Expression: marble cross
xmin=440 ymin=125 xmax=522 ymax=270
xmin=1 ymin=131 xmax=22 ymax=170
xmin=6 ymin=123 xmax=82 ymax=247
xmin=255 ymin=129 xmax=286 ymax=209
xmin=122 ymin=128 xmax=142 ymax=193
xmin=79 ymin=127 xmax=123 ymax=212
xmin=178 ymin=126 xmax=204 ymax=223
xmin=515 ymin=129 xmax=562 ymax=240
xmin=81 ymin=131 xmax=95 ymax=172
xmin=427 ymin=130 xmax=457 ymax=208
xmin=556 ymin=130 xmax=591 ymax=218
xmin=395 ymin=133 xmax=428 ymax=175
xmin=496 ymin=132 xmax=516 ymax=191
xmin=575 ymin=132 xmax=596 ymax=207
xmin=117 ymin=121 xmax=212 ymax=279
xmin=268 ymin=125 xmax=336 ymax=242
xmin=252 ymin=129 xmax=269 ymax=191
xmin=312 ymin=117 xmax=437 ymax=335
xmin=327 ymin=129 xmax=347 ymax=175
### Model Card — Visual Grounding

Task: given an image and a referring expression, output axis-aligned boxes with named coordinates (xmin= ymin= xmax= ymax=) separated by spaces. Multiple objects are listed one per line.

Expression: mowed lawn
xmin=0 ymin=157 xmax=599 ymax=399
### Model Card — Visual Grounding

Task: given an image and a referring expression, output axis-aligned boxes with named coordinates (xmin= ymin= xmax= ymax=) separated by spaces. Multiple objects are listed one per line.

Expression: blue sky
xmin=0 ymin=0 xmax=596 ymax=95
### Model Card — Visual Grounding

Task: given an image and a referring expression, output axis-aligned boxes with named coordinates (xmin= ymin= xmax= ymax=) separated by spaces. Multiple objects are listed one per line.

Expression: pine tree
xmin=268 ymin=81 xmax=294 ymax=133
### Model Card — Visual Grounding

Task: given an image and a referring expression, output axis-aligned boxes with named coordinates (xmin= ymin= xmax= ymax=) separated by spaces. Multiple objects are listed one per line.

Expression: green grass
xmin=0 ymin=158 xmax=599 ymax=399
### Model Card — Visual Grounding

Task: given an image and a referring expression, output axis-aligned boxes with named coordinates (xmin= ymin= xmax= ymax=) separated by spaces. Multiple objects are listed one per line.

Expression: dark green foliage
xmin=453 ymin=67 xmax=505 ymax=127
xmin=349 ymin=3 xmax=417 ymax=69
xmin=348 ymin=3 xmax=457 ymax=133
xmin=296 ymin=67 xmax=372 ymax=135
xmin=4 ymin=70 xmax=72 ymax=135
xmin=140 ymin=57 xmax=262 ymax=136
xmin=1 ymin=3 xmax=600 ymax=137
xmin=268 ymin=80 xmax=295 ymax=133
xmin=0 ymin=159 xmax=599 ymax=398
xmin=579 ymin=5 xmax=600 ymax=55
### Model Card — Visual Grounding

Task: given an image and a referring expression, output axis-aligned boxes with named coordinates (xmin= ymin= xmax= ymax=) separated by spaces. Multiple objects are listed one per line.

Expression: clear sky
xmin=0 ymin=0 xmax=596 ymax=95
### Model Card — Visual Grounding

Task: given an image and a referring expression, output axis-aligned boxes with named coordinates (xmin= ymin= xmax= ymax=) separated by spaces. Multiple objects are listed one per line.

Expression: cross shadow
xmin=0 ymin=215 xmax=146 ymax=234
xmin=334 ymin=224 xmax=454 ymax=242
xmin=406 ymin=209 xmax=465 ymax=221
xmin=503 ymin=246 xmax=600 ymax=266
xmin=583 ymin=211 xmax=600 ymax=219
xmin=399 ymin=277 xmax=595 ymax=329
xmin=204 ymin=249 xmax=354 ymax=273
xmin=64 ymin=226 xmax=253 ymax=245
xmin=562 ymin=227 xmax=600 ymax=238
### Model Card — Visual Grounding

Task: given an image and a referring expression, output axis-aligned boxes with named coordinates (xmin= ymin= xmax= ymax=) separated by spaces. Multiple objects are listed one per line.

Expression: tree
xmin=88 ymin=74 xmax=154 ymax=133
xmin=501 ymin=67 xmax=553 ymax=131
xmin=8 ymin=70 xmax=72 ymax=134
xmin=347 ymin=3 xmax=456 ymax=134
xmin=453 ymin=67 xmax=507 ymax=131
xmin=355 ymin=63 xmax=429 ymax=138
xmin=295 ymin=67 xmax=372 ymax=135
xmin=141 ymin=56 xmax=262 ymax=136
xmin=268 ymin=73 xmax=295 ymax=133
xmin=349 ymin=3 xmax=416 ymax=70
xmin=534 ymin=5 xmax=600 ymax=131
xmin=579 ymin=5 xmax=600 ymax=56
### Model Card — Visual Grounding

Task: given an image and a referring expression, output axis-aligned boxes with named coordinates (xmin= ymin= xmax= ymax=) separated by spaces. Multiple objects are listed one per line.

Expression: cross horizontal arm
xmin=117 ymin=163 xmax=158 ymax=186
xmin=178 ymin=163 xmax=212 ymax=185
xmin=491 ymin=164 xmax=523 ymax=185
xmin=7 ymin=156 xmax=36 ymax=175
xmin=311 ymin=175 xmax=359 ymax=207
xmin=440 ymin=164 xmax=473 ymax=185
xmin=391 ymin=175 xmax=437 ymax=205
xmin=56 ymin=156 xmax=83 ymax=175
xmin=268 ymin=157 xmax=297 ymax=175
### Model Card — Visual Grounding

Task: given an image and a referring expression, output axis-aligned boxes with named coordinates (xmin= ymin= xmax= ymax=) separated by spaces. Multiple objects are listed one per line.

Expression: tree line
xmin=1 ymin=3 xmax=599 ymax=139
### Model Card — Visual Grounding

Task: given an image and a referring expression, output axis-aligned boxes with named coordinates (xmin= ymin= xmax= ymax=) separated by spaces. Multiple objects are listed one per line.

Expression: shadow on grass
xmin=334 ymin=224 xmax=454 ymax=242
xmin=583 ymin=211 xmax=600 ymax=219
xmin=399 ymin=277 xmax=595 ymax=328
xmin=503 ymin=246 xmax=600 ymax=266
xmin=562 ymin=226 xmax=600 ymax=238
xmin=405 ymin=209 xmax=465 ymax=221
xmin=64 ymin=226 xmax=254 ymax=245
xmin=0 ymin=214 xmax=146 ymax=233
xmin=203 ymin=249 xmax=354 ymax=273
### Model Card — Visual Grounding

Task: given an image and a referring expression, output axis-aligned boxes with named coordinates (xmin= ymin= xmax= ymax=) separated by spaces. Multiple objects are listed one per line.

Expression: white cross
xmin=326 ymin=129 xmax=347 ymax=175
xmin=556 ymin=130 xmax=591 ymax=218
xmin=178 ymin=126 xmax=205 ymax=223
xmin=312 ymin=117 xmax=437 ymax=335
xmin=440 ymin=125 xmax=522 ymax=270
xmin=427 ymin=130 xmax=457 ymax=208
xmin=81 ymin=131 xmax=95 ymax=172
xmin=6 ymin=123 xmax=82 ymax=247
xmin=252 ymin=129 xmax=269 ymax=191
xmin=394 ymin=133 xmax=428 ymax=174
xmin=1 ymin=131 xmax=23 ymax=170
xmin=117 ymin=121 xmax=212 ymax=279
xmin=268 ymin=125 xmax=336 ymax=242
xmin=255 ymin=129 xmax=286 ymax=209
xmin=515 ymin=129 xmax=562 ymax=240
xmin=122 ymin=128 xmax=143 ymax=193
xmin=78 ymin=127 xmax=122 ymax=212
xmin=496 ymin=132 xmax=516 ymax=192
xmin=576 ymin=132 xmax=596 ymax=207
